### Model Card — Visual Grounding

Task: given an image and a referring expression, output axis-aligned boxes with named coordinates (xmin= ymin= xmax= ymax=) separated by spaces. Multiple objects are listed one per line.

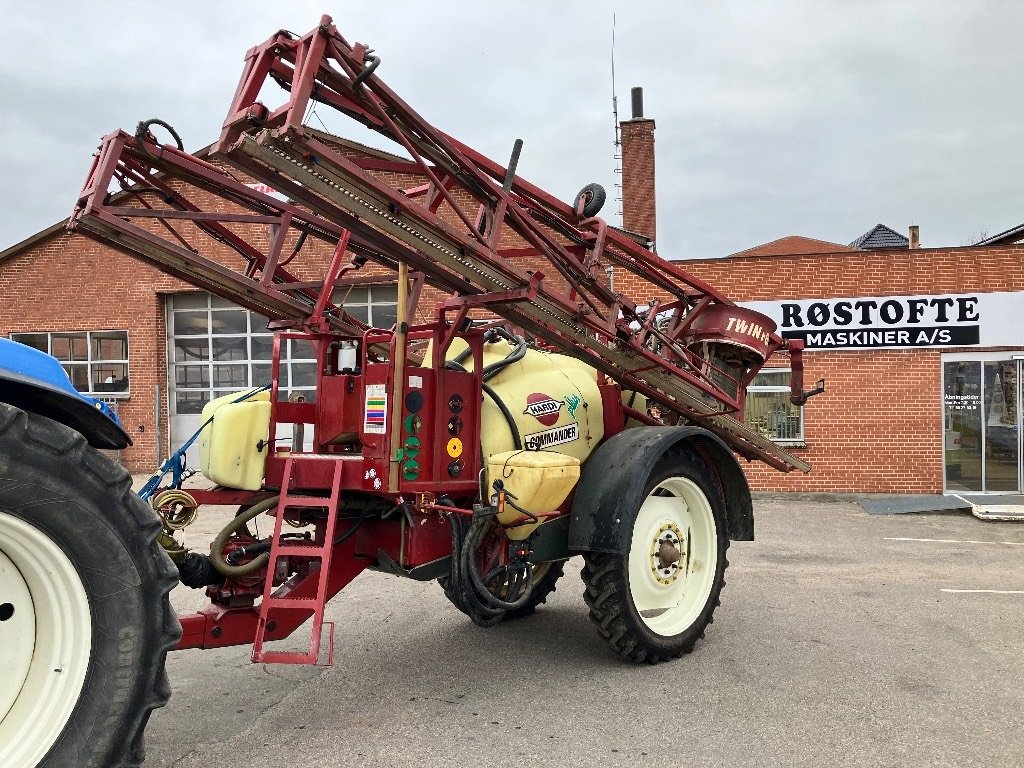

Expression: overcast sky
xmin=3 ymin=1 xmax=1023 ymax=259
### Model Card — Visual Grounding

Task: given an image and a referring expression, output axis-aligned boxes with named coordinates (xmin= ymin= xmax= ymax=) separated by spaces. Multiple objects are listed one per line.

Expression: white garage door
xmin=167 ymin=293 xmax=317 ymax=465
xmin=167 ymin=287 xmax=397 ymax=465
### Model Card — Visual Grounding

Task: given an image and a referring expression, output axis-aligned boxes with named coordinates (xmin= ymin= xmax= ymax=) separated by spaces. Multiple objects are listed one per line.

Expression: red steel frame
xmin=65 ymin=15 xmax=826 ymax=655
xmin=212 ymin=15 xmax=810 ymax=472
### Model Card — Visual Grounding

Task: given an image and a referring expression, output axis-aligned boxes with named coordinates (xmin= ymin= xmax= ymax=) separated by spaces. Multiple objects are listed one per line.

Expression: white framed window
xmin=745 ymin=368 xmax=804 ymax=443
xmin=11 ymin=330 xmax=130 ymax=396
xmin=332 ymin=284 xmax=398 ymax=328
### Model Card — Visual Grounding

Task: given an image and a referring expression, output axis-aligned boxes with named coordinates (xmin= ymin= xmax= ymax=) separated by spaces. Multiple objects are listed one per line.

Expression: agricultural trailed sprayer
xmin=0 ymin=14 xmax=822 ymax=767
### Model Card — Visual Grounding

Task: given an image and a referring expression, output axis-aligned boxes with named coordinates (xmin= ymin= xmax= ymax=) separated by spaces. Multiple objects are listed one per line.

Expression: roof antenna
xmin=611 ymin=13 xmax=623 ymax=225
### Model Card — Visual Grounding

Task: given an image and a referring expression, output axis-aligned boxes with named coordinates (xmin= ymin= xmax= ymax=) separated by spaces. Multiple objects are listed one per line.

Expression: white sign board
xmin=742 ymin=291 xmax=1024 ymax=351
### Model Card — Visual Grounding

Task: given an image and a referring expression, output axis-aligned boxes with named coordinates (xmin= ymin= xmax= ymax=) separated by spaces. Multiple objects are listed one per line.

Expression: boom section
xmin=214 ymin=16 xmax=809 ymax=472
xmin=70 ymin=129 xmax=456 ymax=333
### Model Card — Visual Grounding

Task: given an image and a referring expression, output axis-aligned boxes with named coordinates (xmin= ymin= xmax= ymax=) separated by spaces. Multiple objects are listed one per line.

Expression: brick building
xmin=614 ymin=90 xmax=1024 ymax=497
xmin=3 ymin=100 xmax=1024 ymax=497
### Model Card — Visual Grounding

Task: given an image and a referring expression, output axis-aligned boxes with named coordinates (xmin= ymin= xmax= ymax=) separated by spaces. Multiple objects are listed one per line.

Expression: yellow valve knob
xmin=446 ymin=437 xmax=463 ymax=458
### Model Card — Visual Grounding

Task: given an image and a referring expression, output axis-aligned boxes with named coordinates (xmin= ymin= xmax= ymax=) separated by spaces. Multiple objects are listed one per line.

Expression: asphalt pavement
xmin=144 ymin=498 xmax=1024 ymax=767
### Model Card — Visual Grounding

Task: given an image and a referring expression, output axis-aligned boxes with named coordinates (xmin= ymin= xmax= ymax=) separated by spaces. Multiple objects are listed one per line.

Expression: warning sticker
xmin=364 ymin=384 xmax=387 ymax=434
xmin=523 ymin=422 xmax=579 ymax=450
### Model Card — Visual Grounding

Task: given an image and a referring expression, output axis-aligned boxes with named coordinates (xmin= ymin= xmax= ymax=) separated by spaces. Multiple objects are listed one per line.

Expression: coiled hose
xmin=210 ymin=496 xmax=279 ymax=578
xmin=444 ymin=514 xmax=534 ymax=627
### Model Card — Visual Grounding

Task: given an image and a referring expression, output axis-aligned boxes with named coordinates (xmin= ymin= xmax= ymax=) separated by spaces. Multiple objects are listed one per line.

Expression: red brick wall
xmin=617 ymin=244 xmax=1024 ymax=493
xmin=0 ymin=231 xmax=180 ymax=468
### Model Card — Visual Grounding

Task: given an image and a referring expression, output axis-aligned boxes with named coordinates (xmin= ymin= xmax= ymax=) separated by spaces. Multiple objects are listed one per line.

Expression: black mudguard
xmin=0 ymin=379 xmax=131 ymax=449
xmin=568 ymin=426 xmax=754 ymax=555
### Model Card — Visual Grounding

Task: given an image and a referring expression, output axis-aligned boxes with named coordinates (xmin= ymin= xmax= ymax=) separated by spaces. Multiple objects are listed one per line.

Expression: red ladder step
xmin=252 ymin=456 xmax=345 ymax=665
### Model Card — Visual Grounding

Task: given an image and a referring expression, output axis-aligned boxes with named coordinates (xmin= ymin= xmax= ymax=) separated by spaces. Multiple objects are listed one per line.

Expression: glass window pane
xmin=175 ymin=391 xmax=209 ymax=415
xmin=173 ymin=311 xmax=208 ymax=335
xmin=11 ymin=333 xmax=48 ymax=352
xmin=369 ymin=286 xmax=398 ymax=303
xmin=175 ymin=338 xmax=209 ymax=362
xmin=213 ymin=364 xmax=249 ymax=388
xmin=984 ymin=361 xmax=1018 ymax=493
xmin=175 ymin=365 xmax=210 ymax=389
xmin=210 ymin=295 xmax=236 ymax=309
xmin=252 ymin=363 xmax=273 ymax=386
xmin=370 ymin=304 xmax=398 ymax=329
xmin=210 ymin=310 xmax=247 ymax=335
xmin=92 ymin=331 xmax=128 ymax=361
xmin=345 ymin=305 xmax=370 ymax=325
xmin=289 ymin=340 xmax=316 ymax=361
xmin=250 ymin=313 xmax=271 ymax=333
xmin=745 ymin=391 xmax=802 ymax=442
xmin=171 ymin=293 xmax=208 ymax=310
xmin=52 ymin=333 xmax=88 ymax=362
xmin=290 ymin=363 xmax=316 ymax=388
xmin=92 ymin=363 xmax=128 ymax=392
xmin=251 ymin=336 xmax=274 ymax=361
xmin=335 ymin=285 xmax=370 ymax=304
xmin=944 ymin=361 xmax=982 ymax=492
xmin=752 ymin=369 xmax=790 ymax=388
xmin=62 ymin=363 xmax=90 ymax=390
xmin=212 ymin=336 xmax=248 ymax=361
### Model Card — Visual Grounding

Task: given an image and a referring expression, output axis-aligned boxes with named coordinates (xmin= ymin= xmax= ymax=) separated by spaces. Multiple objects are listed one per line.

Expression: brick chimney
xmin=620 ymin=86 xmax=656 ymax=249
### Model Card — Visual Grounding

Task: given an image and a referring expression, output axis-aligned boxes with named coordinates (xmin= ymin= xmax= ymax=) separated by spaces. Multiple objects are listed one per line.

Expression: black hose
xmin=482 ymin=383 xmax=522 ymax=450
xmin=481 ymin=333 xmax=527 ymax=382
xmin=135 ymin=118 xmax=184 ymax=156
xmin=462 ymin=516 xmax=533 ymax=611
xmin=444 ymin=514 xmax=504 ymax=626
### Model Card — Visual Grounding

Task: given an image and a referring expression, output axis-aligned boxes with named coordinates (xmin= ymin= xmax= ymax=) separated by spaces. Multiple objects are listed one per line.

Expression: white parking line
xmin=884 ymin=537 xmax=1024 ymax=546
xmin=940 ymin=589 xmax=1024 ymax=595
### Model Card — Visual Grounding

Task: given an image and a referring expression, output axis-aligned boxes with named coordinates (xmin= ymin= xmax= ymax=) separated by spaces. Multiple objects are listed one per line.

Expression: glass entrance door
xmin=944 ymin=357 xmax=1022 ymax=493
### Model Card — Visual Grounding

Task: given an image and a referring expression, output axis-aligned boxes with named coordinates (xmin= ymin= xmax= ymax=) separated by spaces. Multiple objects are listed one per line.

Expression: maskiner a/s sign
xmin=741 ymin=291 xmax=1024 ymax=351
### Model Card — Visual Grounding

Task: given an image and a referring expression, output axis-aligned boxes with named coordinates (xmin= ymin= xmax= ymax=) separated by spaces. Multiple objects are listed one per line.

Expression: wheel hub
xmin=649 ymin=522 xmax=686 ymax=585
xmin=0 ymin=551 xmax=35 ymax=725
xmin=0 ymin=512 xmax=92 ymax=767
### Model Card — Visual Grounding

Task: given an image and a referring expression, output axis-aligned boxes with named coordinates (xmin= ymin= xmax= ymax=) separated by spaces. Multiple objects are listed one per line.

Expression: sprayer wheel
xmin=503 ymin=560 xmax=566 ymax=619
xmin=0 ymin=404 xmax=180 ymax=767
xmin=581 ymin=449 xmax=729 ymax=663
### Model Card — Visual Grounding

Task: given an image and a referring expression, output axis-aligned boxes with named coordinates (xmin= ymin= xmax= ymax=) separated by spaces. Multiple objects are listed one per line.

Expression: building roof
xmin=849 ymin=223 xmax=908 ymax=250
xmin=727 ymin=235 xmax=854 ymax=259
xmin=975 ymin=222 xmax=1024 ymax=246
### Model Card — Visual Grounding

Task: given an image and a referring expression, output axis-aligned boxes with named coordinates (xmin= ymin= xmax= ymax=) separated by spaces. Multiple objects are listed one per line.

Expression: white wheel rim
xmin=627 ymin=477 xmax=718 ymax=636
xmin=0 ymin=511 xmax=92 ymax=767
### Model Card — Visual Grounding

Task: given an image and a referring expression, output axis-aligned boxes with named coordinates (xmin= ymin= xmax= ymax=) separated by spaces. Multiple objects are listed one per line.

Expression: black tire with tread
xmin=574 ymin=183 xmax=607 ymax=218
xmin=0 ymin=403 xmax=180 ymax=767
xmin=581 ymin=449 xmax=729 ymax=663
xmin=503 ymin=560 xmax=565 ymax=620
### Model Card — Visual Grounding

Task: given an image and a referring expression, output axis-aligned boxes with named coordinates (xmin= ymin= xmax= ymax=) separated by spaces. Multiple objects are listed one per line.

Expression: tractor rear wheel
xmin=581 ymin=449 xmax=728 ymax=662
xmin=0 ymin=404 xmax=180 ymax=767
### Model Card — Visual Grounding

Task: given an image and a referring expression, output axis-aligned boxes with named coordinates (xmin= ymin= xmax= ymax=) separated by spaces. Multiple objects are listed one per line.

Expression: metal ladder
xmin=252 ymin=456 xmax=344 ymax=665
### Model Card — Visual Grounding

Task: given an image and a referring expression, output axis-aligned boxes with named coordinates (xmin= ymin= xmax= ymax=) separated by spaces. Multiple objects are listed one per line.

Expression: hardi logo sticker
xmin=524 ymin=422 xmax=579 ymax=450
xmin=523 ymin=393 xmax=564 ymax=426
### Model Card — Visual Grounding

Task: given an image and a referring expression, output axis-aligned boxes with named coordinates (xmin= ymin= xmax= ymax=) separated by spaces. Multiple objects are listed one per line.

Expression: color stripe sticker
xmin=364 ymin=383 xmax=388 ymax=434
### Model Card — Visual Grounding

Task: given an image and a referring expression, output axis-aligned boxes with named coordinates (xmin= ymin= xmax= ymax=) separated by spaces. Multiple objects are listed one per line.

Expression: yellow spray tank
xmin=437 ymin=333 xmax=604 ymax=538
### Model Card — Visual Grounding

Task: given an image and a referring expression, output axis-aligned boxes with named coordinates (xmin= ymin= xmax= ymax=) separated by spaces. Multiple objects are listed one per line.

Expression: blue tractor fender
xmin=0 ymin=338 xmax=131 ymax=449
